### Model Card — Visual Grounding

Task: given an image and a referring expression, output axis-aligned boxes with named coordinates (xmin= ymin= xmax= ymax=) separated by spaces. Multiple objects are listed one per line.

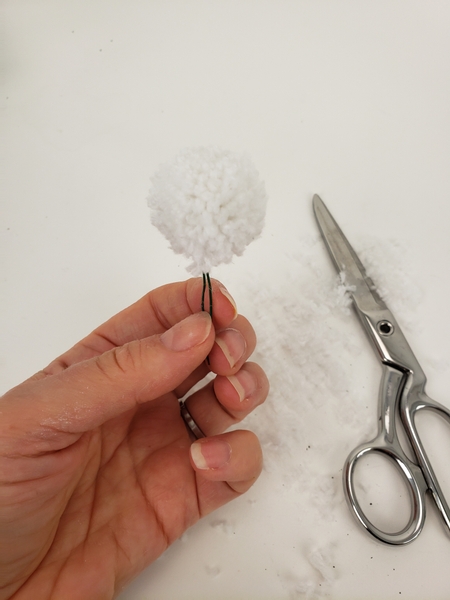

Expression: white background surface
xmin=2 ymin=2 xmax=450 ymax=598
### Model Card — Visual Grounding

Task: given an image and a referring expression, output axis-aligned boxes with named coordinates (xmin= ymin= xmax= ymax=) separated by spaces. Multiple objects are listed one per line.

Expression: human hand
xmin=0 ymin=279 xmax=268 ymax=599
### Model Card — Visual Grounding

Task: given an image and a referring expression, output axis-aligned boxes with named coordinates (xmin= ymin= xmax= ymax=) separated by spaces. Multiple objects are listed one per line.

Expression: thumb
xmin=12 ymin=312 xmax=213 ymax=437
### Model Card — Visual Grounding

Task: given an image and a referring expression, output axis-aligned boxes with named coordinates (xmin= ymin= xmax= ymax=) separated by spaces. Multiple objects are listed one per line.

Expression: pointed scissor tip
xmin=312 ymin=193 xmax=325 ymax=215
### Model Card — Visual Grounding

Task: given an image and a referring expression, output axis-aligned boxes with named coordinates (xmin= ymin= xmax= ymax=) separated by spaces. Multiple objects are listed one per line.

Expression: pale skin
xmin=0 ymin=278 xmax=269 ymax=599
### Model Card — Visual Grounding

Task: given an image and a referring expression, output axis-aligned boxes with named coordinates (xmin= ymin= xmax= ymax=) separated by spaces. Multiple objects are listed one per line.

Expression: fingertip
xmin=211 ymin=328 xmax=247 ymax=373
xmin=216 ymin=283 xmax=238 ymax=321
xmin=187 ymin=278 xmax=238 ymax=328
xmin=190 ymin=437 xmax=232 ymax=470
xmin=160 ymin=312 xmax=213 ymax=352
xmin=190 ymin=430 xmax=263 ymax=488
xmin=215 ymin=367 xmax=258 ymax=408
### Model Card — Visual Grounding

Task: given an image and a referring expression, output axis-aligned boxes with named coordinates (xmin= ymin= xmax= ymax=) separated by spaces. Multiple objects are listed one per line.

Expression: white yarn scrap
xmin=147 ymin=147 xmax=267 ymax=275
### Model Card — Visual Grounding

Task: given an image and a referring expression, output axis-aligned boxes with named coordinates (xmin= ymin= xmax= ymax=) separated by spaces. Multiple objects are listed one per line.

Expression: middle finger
xmin=208 ymin=314 xmax=257 ymax=376
xmin=174 ymin=313 xmax=257 ymax=399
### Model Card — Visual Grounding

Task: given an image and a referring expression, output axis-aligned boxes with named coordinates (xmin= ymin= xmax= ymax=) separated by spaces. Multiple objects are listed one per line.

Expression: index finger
xmin=44 ymin=278 xmax=238 ymax=373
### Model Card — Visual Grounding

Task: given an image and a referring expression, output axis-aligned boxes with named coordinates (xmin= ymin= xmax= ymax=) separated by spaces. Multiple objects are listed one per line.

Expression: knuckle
xmin=96 ymin=341 xmax=143 ymax=379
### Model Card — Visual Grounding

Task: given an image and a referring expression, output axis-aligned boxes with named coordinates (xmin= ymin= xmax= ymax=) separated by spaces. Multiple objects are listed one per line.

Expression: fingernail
xmin=215 ymin=329 xmax=246 ymax=368
xmin=218 ymin=284 xmax=238 ymax=320
xmin=227 ymin=370 xmax=256 ymax=402
xmin=161 ymin=313 xmax=212 ymax=352
xmin=190 ymin=438 xmax=232 ymax=470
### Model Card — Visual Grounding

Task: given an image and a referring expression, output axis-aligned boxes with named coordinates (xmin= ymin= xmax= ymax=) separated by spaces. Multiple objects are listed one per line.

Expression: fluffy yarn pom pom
xmin=147 ymin=147 xmax=267 ymax=275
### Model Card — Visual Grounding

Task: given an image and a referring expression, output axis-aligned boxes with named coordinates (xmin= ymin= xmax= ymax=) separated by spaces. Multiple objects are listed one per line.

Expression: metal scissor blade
xmin=313 ymin=194 xmax=387 ymax=311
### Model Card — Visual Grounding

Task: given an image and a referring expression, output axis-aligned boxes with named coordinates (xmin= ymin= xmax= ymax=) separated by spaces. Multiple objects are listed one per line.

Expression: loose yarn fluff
xmin=147 ymin=147 xmax=267 ymax=275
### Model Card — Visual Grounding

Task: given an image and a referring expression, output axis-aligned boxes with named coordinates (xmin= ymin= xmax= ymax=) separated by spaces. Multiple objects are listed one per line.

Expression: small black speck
xmin=333 ymin=565 xmax=335 ymax=569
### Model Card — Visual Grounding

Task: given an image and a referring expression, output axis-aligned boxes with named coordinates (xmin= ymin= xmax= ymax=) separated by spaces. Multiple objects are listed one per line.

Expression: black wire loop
xmin=201 ymin=272 xmax=213 ymax=365
xmin=201 ymin=272 xmax=213 ymax=318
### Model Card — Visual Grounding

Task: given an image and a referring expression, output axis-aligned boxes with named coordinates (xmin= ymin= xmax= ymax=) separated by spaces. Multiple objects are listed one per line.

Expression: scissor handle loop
xmin=403 ymin=391 xmax=450 ymax=531
xmin=343 ymin=443 xmax=427 ymax=545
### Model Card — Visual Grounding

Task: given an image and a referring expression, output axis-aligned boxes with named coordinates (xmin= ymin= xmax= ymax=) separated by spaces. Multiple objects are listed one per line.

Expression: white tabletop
xmin=2 ymin=2 xmax=450 ymax=598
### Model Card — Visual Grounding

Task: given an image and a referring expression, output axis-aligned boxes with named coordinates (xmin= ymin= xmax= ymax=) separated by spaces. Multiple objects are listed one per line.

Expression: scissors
xmin=313 ymin=194 xmax=450 ymax=545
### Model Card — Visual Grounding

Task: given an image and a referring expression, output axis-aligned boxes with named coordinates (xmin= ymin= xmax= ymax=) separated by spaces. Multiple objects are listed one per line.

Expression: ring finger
xmin=181 ymin=361 xmax=269 ymax=437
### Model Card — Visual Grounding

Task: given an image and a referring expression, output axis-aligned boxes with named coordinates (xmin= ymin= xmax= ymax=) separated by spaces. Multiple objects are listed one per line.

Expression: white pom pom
xmin=147 ymin=147 xmax=267 ymax=275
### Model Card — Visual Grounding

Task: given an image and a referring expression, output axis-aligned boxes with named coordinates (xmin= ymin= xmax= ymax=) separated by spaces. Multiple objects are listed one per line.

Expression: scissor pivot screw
xmin=377 ymin=320 xmax=394 ymax=336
